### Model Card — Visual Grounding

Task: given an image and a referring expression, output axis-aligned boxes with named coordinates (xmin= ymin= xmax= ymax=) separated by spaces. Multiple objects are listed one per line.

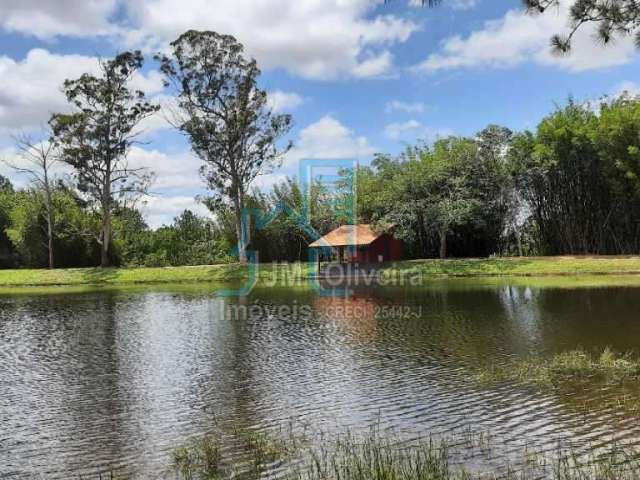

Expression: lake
xmin=2 ymin=280 xmax=640 ymax=478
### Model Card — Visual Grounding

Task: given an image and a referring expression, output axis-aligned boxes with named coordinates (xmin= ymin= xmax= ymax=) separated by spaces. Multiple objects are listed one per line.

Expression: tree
xmin=3 ymin=134 xmax=59 ymax=268
xmin=507 ymin=98 xmax=640 ymax=255
xmin=156 ymin=30 xmax=292 ymax=263
xmin=418 ymin=139 xmax=481 ymax=258
xmin=0 ymin=176 xmax=15 ymax=267
xmin=524 ymin=0 xmax=640 ymax=52
xmin=473 ymin=125 xmax=514 ymax=255
xmin=0 ymin=175 xmax=12 ymax=193
xmin=50 ymin=51 xmax=159 ymax=267
xmin=381 ymin=139 xmax=482 ymax=259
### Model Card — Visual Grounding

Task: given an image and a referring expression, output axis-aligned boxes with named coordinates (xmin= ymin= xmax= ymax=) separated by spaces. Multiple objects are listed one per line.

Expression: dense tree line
xmin=4 ymin=92 xmax=640 ymax=267
xmin=3 ymin=29 xmax=640 ymax=269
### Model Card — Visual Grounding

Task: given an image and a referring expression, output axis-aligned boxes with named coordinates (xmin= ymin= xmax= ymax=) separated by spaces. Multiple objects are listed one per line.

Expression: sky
xmin=0 ymin=0 xmax=639 ymax=227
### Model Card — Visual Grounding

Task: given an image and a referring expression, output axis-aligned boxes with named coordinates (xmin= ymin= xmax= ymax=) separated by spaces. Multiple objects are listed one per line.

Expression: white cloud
xmin=449 ymin=0 xmax=478 ymax=10
xmin=284 ymin=115 xmax=375 ymax=167
xmin=127 ymin=146 xmax=202 ymax=191
xmin=123 ymin=0 xmax=418 ymax=79
xmin=1 ymin=1 xmax=417 ymax=80
xmin=140 ymin=194 xmax=212 ymax=228
xmin=0 ymin=0 xmax=118 ymax=38
xmin=250 ymin=173 xmax=289 ymax=191
xmin=384 ymin=119 xmax=452 ymax=141
xmin=267 ymin=91 xmax=304 ymax=113
xmin=385 ymin=100 xmax=426 ymax=114
xmin=0 ymin=49 xmax=98 ymax=131
xmin=0 ymin=49 xmax=166 ymax=132
xmin=416 ymin=3 xmax=637 ymax=73
xmin=351 ymin=51 xmax=394 ymax=78
xmin=384 ymin=119 xmax=423 ymax=139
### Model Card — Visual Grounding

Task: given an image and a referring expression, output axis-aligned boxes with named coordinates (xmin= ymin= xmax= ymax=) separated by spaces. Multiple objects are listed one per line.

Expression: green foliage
xmin=510 ymin=97 xmax=640 ymax=254
xmin=141 ymin=210 xmax=232 ymax=267
xmin=360 ymin=134 xmax=513 ymax=259
xmin=4 ymin=187 xmax=99 ymax=268
xmin=0 ymin=177 xmax=16 ymax=267
xmin=5 ymin=190 xmax=46 ymax=267
xmin=246 ymin=178 xmax=340 ymax=262
xmin=524 ymin=0 xmax=640 ymax=52
xmin=156 ymin=30 xmax=292 ymax=263
xmin=172 ymin=436 xmax=223 ymax=480
xmin=50 ymin=50 xmax=159 ymax=266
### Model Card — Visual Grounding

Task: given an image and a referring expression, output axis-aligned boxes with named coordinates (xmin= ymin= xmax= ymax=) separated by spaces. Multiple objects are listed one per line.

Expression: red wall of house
xmin=346 ymin=234 xmax=402 ymax=263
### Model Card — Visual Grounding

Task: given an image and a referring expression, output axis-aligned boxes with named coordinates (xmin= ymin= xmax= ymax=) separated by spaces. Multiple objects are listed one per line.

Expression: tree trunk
xmin=233 ymin=190 xmax=248 ymax=264
xmin=439 ymin=231 xmax=447 ymax=259
xmin=43 ymin=178 xmax=54 ymax=269
xmin=100 ymin=179 xmax=112 ymax=267
xmin=47 ymin=215 xmax=54 ymax=269
xmin=101 ymin=210 xmax=111 ymax=267
xmin=515 ymin=227 xmax=523 ymax=257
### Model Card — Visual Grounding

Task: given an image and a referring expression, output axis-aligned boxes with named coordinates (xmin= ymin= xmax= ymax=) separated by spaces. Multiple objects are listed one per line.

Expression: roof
xmin=309 ymin=224 xmax=382 ymax=248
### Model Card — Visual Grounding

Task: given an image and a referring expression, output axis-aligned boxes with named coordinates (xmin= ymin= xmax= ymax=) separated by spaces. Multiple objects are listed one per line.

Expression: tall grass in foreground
xmin=170 ymin=427 xmax=640 ymax=480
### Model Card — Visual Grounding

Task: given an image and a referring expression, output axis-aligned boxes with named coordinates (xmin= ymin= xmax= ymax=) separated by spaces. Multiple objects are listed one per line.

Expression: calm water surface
xmin=2 ymin=281 xmax=640 ymax=478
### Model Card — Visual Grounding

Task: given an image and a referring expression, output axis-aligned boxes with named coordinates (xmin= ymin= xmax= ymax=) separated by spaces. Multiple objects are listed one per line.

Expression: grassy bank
xmin=388 ymin=255 xmax=640 ymax=277
xmin=0 ymin=263 xmax=264 ymax=287
xmin=2 ymin=256 xmax=640 ymax=288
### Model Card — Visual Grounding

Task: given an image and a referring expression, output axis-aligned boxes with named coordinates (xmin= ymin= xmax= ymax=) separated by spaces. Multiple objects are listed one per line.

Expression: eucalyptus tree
xmin=50 ymin=51 xmax=159 ymax=267
xmin=156 ymin=30 xmax=292 ymax=263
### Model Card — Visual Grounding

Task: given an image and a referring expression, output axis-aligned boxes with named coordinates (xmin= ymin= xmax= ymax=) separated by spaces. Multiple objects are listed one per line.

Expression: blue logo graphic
xmin=215 ymin=158 xmax=357 ymax=297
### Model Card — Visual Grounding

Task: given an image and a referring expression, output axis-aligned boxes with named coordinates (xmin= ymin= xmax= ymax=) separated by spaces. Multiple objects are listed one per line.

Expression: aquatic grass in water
xmin=170 ymin=427 xmax=640 ymax=480
xmin=477 ymin=348 xmax=640 ymax=387
xmin=172 ymin=436 xmax=223 ymax=480
xmin=297 ymin=432 xmax=460 ymax=480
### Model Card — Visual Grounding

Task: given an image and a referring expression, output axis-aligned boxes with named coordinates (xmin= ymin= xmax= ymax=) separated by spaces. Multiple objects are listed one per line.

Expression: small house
xmin=308 ymin=224 xmax=402 ymax=264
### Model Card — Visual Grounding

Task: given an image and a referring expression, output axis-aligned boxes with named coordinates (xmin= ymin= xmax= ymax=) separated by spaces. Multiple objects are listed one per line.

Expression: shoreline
xmin=2 ymin=256 xmax=640 ymax=289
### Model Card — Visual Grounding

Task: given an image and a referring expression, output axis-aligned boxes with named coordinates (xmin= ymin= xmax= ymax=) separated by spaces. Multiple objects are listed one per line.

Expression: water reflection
xmin=1 ymin=283 xmax=640 ymax=478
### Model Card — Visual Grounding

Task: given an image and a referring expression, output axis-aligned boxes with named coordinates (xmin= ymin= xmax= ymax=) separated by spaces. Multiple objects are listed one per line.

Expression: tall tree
xmin=156 ymin=30 xmax=292 ymax=263
xmin=3 ymin=134 xmax=59 ymax=268
xmin=50 ymin=51 xmax=159 ymax=267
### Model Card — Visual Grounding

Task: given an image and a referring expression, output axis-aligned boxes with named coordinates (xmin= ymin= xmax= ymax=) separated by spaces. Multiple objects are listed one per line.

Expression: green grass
xmin=477 ymin=348 xmax=640 ymax=388
xmin=476 ymin=348 xmax=640 ymax=415
xmin=0 ymin=264 xmax=247 ymax=287
xmin=3 ymin=256 xmax=640 ymax=290
xmin=0 ymin=263 xmax=314 ymax=288
xmin=168 ymin=426 xmax=640 ymax=480
xmin=386 ymin=256 xmax=640 ymax=277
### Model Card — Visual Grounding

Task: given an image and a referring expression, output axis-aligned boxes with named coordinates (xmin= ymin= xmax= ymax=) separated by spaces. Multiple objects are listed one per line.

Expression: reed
xmin=169 ymin=427 xmax=640 ymax=480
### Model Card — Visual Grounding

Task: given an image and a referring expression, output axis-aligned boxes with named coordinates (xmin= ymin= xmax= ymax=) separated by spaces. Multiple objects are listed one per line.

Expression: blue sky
xmin=0 ymin=0 xmax=638 ymax=227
